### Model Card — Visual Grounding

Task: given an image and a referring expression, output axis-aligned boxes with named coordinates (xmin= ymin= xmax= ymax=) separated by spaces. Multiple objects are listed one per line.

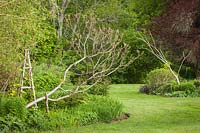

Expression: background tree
xmin=151 ymin=0 xmax=200 ymax=78
xmin=0 ymin=0 xmax=54 ymax=91
xmin=88 ymin=0 xmax=166 ymax=83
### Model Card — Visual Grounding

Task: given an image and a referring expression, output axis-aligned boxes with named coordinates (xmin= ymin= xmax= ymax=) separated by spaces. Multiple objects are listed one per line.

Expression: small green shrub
xmin=0 ymin=97 xmax=28 ymax=120
xmin=34 ymin=72 xmax=60 ymax=92
xmin=33 ymin=63 xmax=72 ymax=92
xmin=77 ymin=95 xmax=123 ymax=122
xmin=175 ymin=82 xmax=196 ymax=94
xmin=87 ymin=83 xmax=109 ymax=96
xmin=90 ymin=96 xmax=123 ymax=122
xmin=146 ymin=68 xmax=176 ymax=93
xmin=146 ymin=68 xmax=176 ymax=88
xmin=156 ymin=81 xmax=177 ymax=95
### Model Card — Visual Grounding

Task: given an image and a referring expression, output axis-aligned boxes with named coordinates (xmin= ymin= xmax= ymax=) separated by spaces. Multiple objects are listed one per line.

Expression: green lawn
xmin=55 ymin=84 xmax=200 ymax=133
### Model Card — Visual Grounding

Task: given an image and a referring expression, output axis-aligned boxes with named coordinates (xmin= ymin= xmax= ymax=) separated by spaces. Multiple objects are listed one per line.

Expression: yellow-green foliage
xmin=146 ymin=68 xmax=176 ymax=88
xmin=0 ymin=0 xmax=55 ymax=90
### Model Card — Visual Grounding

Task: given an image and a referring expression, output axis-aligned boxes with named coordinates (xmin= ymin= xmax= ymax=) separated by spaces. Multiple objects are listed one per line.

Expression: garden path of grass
xmin=61 ymin=84 xmax=200 ymax=133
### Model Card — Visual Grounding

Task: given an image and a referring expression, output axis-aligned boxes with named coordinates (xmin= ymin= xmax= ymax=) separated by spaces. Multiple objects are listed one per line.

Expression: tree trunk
xmin=58 ymin=13 xmax=64 ymax=39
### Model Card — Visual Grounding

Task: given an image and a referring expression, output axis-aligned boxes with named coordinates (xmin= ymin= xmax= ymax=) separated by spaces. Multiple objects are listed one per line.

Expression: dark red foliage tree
xmin=151 ymin=0 xmax=200 ymax=77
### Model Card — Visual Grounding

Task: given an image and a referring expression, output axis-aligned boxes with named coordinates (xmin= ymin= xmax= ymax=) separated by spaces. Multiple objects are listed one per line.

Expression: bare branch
xmin=137 ymin=32 xmax=181 ymax=85
xmin=27 ymin=15 xmax=140 ymax=109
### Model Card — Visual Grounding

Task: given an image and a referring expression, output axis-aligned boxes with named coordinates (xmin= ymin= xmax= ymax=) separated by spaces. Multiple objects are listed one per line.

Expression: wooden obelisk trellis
xmin=20 ymin=49 xmax=38 ymax=108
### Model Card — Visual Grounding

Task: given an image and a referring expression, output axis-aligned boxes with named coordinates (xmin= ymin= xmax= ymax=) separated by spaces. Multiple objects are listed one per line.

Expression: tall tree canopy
xmin=151 ymin=0 xmax=200 ymax=78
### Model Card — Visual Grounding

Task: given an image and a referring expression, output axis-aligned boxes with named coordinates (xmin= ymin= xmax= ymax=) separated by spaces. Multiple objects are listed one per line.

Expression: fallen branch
xmin=26 ymin=15 xmax=140 ymax=109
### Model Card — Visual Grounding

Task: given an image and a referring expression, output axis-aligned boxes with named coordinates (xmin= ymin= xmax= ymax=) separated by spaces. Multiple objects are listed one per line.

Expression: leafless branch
xmin=26 ymin=15 xmax=140 ymax=109
xmin=137 ymin=32 xmax=180 ymax=84
xmin=137 ymin=32 xmax=191 ymax=85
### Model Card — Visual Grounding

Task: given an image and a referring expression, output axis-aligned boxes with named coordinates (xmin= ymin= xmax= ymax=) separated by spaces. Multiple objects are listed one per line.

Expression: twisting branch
xmin=26 ymin=14 xmax=141 ymax=109
xmin=137 ymin=32 xmax=191 ymax=85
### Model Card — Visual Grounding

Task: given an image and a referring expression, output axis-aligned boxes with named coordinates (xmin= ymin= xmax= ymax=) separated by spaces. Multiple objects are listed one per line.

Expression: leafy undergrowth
xmin=0 ymin=94 xmax=123 ymax=132
xmin=58 ymin=84 xmax=200 ymax=133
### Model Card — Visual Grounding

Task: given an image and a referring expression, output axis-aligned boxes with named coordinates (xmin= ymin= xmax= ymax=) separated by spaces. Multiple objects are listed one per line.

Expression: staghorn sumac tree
xmin=26 ymin=15 xmax=141 ymax=109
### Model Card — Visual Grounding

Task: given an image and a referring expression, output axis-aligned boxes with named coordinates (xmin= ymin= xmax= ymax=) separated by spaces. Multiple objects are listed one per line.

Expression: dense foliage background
xmin=1 ymin=0 xmax=200 ymax=132
xmin=0 ymin=0 xmax=168 ymax=89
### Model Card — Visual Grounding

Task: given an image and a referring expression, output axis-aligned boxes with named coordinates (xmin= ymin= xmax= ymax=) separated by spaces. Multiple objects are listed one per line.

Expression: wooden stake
xmin=45 ymin=93 xmax=49 ymax=113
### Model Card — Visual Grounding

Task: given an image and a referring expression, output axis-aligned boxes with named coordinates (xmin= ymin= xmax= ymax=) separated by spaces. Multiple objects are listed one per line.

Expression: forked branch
xmin=26 ymin=15 xmax=141 ymax=108
xmin=137 ymin=32 xmax=191 ymax=85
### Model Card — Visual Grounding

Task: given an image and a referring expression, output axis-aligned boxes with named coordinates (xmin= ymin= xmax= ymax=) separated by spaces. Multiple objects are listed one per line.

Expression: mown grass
xmin=51 ymin=84 xmax=200 ymax=133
